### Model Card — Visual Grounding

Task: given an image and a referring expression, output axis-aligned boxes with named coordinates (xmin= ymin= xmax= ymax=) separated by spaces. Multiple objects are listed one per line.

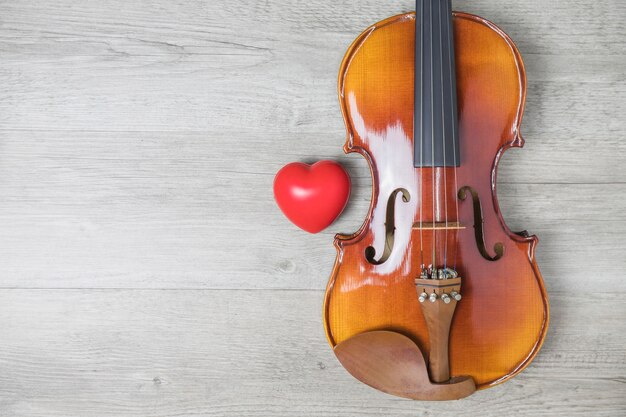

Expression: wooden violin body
xmin=324 ymin=11 xmax=549 ymax=394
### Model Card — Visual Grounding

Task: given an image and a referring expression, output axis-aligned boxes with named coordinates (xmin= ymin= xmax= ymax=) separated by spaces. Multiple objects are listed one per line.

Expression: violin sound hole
xmin=458 ymin=186 xmax=504 ymax=262
xmin=365 ymin=188 xmax=410 ymax=265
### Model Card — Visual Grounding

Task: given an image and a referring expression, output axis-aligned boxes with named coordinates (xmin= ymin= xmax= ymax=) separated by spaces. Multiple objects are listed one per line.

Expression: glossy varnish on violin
xmin=324 ymin=12 xmax=549 ymax=389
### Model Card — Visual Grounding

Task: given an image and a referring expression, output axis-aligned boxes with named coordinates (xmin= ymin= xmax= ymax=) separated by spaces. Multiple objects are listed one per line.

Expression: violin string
xmin=439 ymin=0 xmax=449 ymax=273
xmin=418 ymin=0 xmax=424 ymax=270
xmin=446 ymin=0 xmax=460 ymax=271
xmin=430 ymin=0 xmax=436 ymax=274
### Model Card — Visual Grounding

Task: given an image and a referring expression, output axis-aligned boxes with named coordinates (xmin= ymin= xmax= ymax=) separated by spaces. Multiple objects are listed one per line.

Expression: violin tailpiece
xmin=415 ymin=277 xmax=464 ymax=383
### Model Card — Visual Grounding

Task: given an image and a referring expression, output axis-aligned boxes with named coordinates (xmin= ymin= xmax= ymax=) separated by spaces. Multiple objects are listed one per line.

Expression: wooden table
xmin=0 ymin=0 xmax=624 ymax=415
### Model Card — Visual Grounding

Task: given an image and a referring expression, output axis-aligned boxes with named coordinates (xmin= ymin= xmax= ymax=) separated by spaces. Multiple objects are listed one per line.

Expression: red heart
xmin=274 ymin=161 xmax=351 ymax=233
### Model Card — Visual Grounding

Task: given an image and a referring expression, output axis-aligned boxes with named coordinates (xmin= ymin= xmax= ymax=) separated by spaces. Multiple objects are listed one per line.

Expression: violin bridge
xmin=412 ymin=222 xmax=465 ymax=230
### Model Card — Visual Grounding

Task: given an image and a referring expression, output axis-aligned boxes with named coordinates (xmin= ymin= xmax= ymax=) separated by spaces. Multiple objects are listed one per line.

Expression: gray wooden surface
xmin=0 ymin=0 xmax=624 ymax=415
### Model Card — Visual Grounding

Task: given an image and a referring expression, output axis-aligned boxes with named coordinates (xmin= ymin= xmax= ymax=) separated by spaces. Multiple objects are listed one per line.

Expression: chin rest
xmin=334 ymin=330 xmax=476 ymax=401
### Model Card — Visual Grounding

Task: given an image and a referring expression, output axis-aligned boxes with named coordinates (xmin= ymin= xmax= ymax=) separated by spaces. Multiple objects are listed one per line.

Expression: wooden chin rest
xmin=334 ymin=331 xmax=475 ymax=400
xmin=333 ymin=277 xmax=476 ymax=400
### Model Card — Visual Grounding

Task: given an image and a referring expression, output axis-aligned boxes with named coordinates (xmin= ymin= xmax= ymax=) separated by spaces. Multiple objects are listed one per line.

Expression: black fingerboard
xmin=414 ymin=0 xmax=460 ymax=167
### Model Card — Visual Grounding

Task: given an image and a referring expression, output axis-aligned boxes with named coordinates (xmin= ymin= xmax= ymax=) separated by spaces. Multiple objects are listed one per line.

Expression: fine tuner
xmin=419 ymin=266 xmax=459 ymax=280
xmin=418 ymin=267 xmax=461 ymax=303
xmin=418 ymin=290 xmax=462 ymax=304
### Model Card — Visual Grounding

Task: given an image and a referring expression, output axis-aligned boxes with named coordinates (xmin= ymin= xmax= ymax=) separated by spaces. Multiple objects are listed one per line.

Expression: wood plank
xmin=1 ymin=1 xmax=624 ymax=55
xmin=0 ymin=130 xmax=624 ymax=186
xmin=0 ymin=136 xmax=622 ymax=291
xmin=0 ymin=1 xmax=624 ymax=134
xmin=0 ymin=289 xmax=623 ymax=416
xmin=0 ymin=59 xmax=622 ymax=136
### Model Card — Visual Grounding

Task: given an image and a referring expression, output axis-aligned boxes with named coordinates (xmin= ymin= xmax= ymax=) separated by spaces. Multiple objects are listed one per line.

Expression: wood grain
xmin=0 ymin=290 xmax=623 ymax=417
xmin=0 ymin=0 xmax=624 ymax=415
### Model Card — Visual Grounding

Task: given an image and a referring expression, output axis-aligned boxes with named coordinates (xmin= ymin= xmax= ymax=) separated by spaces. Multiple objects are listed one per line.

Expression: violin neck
xmin=414 ymin=0 xmax=460 ymax=168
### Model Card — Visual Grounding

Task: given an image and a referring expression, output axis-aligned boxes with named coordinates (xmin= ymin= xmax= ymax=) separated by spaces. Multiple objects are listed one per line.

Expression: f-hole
xmin=365 ymin=188 xmax=410 ymax=265
xmin=458 ymin=186 xmax=504 ymax=262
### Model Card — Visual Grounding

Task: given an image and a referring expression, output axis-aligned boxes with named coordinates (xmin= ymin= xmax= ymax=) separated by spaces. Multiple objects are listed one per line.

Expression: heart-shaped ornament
xmin=274 ymin=161 xmax=351 ymax=233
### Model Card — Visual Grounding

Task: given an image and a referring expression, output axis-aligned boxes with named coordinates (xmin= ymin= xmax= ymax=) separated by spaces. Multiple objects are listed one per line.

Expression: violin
xmin=323 ymin=0 xmax=549 ymax=400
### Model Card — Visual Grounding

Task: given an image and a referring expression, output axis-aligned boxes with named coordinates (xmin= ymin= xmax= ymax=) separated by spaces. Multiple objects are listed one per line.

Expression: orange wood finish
xmin=324 ymin=12 xmax=549 ymax=390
